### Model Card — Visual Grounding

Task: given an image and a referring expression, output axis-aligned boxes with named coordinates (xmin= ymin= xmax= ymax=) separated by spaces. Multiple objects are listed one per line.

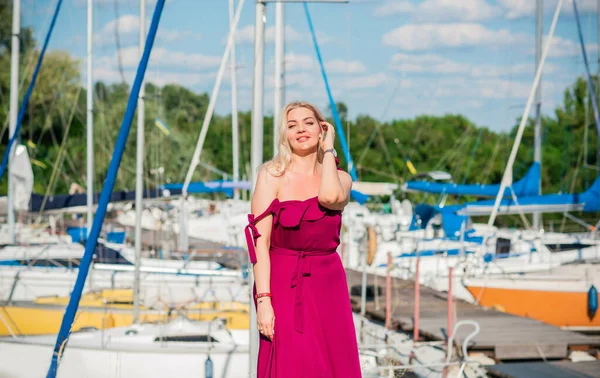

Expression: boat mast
xmin=8 ymin=0 xmax=20 ymax=244
xmin=597 ymin=0 xmax=600 ymax=172
xmin=488 ymin=0 xmax=562 ymax=226
xmin=133 ymin=0 xmax=147 ymax=325
xmin=533 ymin=0 xmax=543 ymax=230
xmin=87 ymin=0 xmax=94 ymax=236
xmin=249 ymin=1 xmax=266 ymax=374
xmin=229 ymin=0 xmax=240 ymax=200
xmin=273 ymin=1 xmax=285 ymax=157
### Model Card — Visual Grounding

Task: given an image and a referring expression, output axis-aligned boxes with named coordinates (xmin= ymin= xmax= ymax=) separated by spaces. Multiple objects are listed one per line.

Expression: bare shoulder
xmin=256 ymin=166 xmax=286 ymax=189
xmin=252 ymin=167 xmax=282 ymax=214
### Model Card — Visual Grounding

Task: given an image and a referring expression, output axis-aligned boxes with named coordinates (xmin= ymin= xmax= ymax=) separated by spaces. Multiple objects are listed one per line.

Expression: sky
xmin=19 ymin=0 xmax=600 ymax=132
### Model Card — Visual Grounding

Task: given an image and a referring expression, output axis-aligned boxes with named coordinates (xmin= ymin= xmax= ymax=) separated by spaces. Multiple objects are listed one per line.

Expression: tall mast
xmin=8 ymin=0 xmax=21 ymax=244
xmin=533 ymin=0 xmax=543 ymax=229
xmin=273 ymin=1 xmax=285 ymax=156
xmin=250 ymin=2 xmax=266 ymax=373
xmin=597 ymin=0 xmax=600 ymax=172
xmin=133 ymin=0 xmax=147 ymax=325
xmin=86 ymin=0 xmax=94 ymax=235
xmin=229 ymin=0 xmax=240 ymax=199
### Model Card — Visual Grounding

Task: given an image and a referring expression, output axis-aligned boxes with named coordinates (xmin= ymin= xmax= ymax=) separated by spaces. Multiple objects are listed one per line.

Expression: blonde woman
xmin=245 ymin=101 xmax=361 ymax=377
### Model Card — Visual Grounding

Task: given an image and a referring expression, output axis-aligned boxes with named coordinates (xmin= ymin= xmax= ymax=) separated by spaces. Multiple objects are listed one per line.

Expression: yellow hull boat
xmin=0 ymin=289 xmax=249 ymax=336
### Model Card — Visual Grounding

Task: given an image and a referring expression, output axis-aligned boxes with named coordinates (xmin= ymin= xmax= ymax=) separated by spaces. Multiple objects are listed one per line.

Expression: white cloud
xmin=374 ymin=0 xmax=501 ymax=22
xmin=497 ymin=0 xmax=535 ymax=19
xmin=104 ymin=47 xmax=222 ymax=70
xmin=382 ymin=23 xmax=529 ymax=50
xmin=373 ymin=1 xmax=415 ymax=17
xmin=390 ymin=53 xmax=559 ymax=77
xmin=94 ymin=14 xmax=199 ymax=47
xmin=325 ymin=59 xmax=367 ymax=74
xmin=95 ymin=15 xmax=140 ymax=47
xmin=285 ymin=53 xmax=315 ymax=72
xmin=266 ymin=72 xmax=316 ymax=89
xmin=342 ymin=73 xmax=390 ymax=89
xmin=543 ymin=36 xmax=598 ymax=58
xmin=499 ymin=0 xmax=598 ymax=19
xmin=391 ymin=53 xmax=468 ymax=74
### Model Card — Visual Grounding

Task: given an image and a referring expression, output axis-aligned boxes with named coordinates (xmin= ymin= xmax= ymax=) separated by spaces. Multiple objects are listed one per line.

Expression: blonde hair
xmin=261 ymin=101 xmax=325 ymax=177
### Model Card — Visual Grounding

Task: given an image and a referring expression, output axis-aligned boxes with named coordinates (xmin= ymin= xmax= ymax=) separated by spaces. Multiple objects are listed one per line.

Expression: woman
xmin=245 ymin=101 xmax=362 ymax=377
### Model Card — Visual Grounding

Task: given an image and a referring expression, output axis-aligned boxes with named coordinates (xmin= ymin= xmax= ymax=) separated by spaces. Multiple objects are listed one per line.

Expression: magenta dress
xmin=245 ymin=196 xmax=362 ymax=378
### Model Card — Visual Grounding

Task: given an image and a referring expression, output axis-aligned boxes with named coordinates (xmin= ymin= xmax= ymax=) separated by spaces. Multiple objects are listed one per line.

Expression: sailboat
xmin=460 ymin=0 xmax=600 ymax=328
xmin=0 ymin=317 xmax=250 ymax=378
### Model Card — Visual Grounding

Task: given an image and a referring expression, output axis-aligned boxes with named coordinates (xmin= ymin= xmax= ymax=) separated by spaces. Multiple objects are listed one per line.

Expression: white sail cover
xmin=10 ymin=144 xmax=34 ymax=211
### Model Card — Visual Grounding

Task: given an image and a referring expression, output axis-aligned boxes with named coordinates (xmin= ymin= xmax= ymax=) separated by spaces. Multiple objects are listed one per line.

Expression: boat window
xmin=153 ymin=335 xmax=218 ymax=343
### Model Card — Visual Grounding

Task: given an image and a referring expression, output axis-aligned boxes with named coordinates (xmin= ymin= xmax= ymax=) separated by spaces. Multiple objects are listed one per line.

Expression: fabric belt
xmin=270 ymin=245 xmax=337 ymax=334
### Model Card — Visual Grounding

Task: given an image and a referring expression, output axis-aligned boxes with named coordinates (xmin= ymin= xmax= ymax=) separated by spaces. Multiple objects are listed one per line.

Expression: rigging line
xmin=356 ymin=80 xmax=403 ymax=167
xmin=434 ymin=128 xmax=474 ymax=171
xmin=356 ymin=126 xmax=379 ymax=168
xmin=37 ymin=86 xmax=82 ymax=216
xmin=114 ymin=0 xmax=127 ymax=85
xmin=462 ymin=129 xmax=483 ymax=184
xmin=356 ymin=72 xmax=405 ymax=169
xmin=449 ymin=135 xmax=473 ymax=180
xmin=560 ymin=147 xmax=585 ymax=233
xmin=54 ymin=94 xmax=86 ymax=185
xmin=479 ymin=137 xmax=501 ymax=184
xmin=31 ymin=74 xmax=75 ymax=159
xmin=375 ymin=126 xmax=399 ymax=183
xmin=584 ymin=90 xmax=590 ymax=186
xmin=358 ymin=165 xmax=397 ymax=181
xmin=574 ymin=0 xmax=600 ymax=138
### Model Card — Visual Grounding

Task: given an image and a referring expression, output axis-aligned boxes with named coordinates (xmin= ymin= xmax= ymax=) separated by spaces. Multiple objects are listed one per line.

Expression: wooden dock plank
xmin=346 ymin=268 xmax=600 ymax=360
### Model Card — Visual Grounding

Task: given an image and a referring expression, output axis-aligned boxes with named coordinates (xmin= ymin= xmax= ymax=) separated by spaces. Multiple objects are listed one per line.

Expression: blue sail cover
xmin=403 ymin=162 xmax=540 ymax=198
xmin=164 ymin=181 xmax=370 ymax=204
xmin=409 ymin=176 xmax=600 ymax=239
xmin=164 ymin=180 xmax=251 ymax=197
xmin=455 ymin=176 xmax=600 ymax=216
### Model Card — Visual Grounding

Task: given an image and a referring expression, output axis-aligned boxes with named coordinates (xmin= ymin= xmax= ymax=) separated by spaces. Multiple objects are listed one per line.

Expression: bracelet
xmin=255 ymin=292 xmax=272 ymax=300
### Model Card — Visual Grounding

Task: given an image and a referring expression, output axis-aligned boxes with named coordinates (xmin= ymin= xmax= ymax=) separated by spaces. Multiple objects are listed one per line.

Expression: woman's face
xmin=286 ymin=107 xmax=322 ymax=155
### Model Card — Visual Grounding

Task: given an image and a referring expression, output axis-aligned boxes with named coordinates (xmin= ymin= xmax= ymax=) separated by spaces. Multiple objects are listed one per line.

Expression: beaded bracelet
xmin=255 ymin=292 xmax=272 ymax=300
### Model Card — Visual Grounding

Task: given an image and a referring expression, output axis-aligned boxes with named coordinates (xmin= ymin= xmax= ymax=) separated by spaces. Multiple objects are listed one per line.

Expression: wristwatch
xmin=324 ymin=148 xmax=337 ymax=157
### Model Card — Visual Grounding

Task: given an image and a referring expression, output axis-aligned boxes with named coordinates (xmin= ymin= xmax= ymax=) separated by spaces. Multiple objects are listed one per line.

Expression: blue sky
xmin=20 ymin=0 xmax=600 ymax=132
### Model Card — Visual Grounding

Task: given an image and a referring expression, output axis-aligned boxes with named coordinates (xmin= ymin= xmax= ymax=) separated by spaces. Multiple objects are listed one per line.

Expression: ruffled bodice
xmin=245 ymin=196 xmax=342 ymax=264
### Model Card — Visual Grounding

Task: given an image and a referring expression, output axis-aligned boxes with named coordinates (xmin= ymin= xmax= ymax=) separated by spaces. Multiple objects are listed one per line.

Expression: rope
xmin=479 ymin=137 xmax=501 ymax=184
xmin=434 ymin=128 xmax=473 ymax=172
xmin=37 ymin=86 xmax=82 ymax=216
xmin=462 ymin=129 xmax=482 ymax=184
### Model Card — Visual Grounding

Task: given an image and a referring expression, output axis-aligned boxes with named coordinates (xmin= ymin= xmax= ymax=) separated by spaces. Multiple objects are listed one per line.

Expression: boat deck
xmin=486 ymin=360 xmax=600 ymax=378
xmin=346 ymin=268 xmax=600 ymax=360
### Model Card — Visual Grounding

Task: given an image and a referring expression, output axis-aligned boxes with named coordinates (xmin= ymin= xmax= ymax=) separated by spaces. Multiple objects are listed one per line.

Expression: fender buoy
xmin=588 ymin=285 xmax=598 ymax=320
xmin=366 ymin=226 xmax=377 ymax=266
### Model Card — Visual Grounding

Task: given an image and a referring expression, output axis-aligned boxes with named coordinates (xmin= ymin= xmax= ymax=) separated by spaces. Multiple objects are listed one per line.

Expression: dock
xmin=486 ymin=360 xmax=600 ymax=378
xmin=346 ymin=269 xmax=600 ymax=361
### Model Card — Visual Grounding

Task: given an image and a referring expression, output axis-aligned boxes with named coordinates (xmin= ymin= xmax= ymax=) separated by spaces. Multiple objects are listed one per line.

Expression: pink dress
xmin=245 ymin=196 xmax=362 ymax=378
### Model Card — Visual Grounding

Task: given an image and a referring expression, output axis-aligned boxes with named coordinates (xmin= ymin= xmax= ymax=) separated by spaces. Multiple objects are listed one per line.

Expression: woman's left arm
xmin=318 ymin=122 xmax=352 ymax=211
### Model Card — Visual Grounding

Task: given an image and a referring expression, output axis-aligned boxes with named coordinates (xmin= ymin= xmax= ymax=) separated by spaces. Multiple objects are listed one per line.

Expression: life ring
xmin=366 ymin=226 xmax=377 ymax=266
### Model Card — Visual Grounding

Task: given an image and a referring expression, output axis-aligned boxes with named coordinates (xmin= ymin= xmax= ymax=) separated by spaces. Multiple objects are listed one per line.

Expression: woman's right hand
xmin=257 ymin=299 xmax=275 ymax=340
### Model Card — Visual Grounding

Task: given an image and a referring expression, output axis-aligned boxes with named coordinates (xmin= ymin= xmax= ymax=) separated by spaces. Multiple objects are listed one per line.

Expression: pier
xmin=346 ymin=269 xmax=600 ymax=361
